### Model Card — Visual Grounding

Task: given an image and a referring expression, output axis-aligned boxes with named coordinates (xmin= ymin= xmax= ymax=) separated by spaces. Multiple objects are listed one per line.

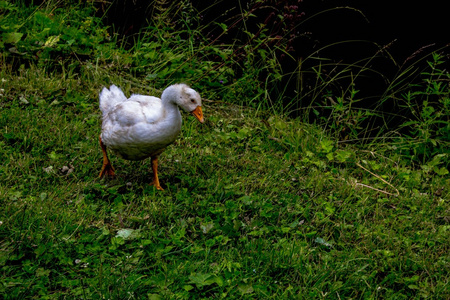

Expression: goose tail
xmin=99 ymin=85 xmax=127 ymax=114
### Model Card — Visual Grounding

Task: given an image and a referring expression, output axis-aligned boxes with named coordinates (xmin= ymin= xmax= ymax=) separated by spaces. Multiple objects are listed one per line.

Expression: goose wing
xmin=102 ymin=94 xmax=164 ymax=136
xmin=126 ymin=94 xmax=164 ymax=124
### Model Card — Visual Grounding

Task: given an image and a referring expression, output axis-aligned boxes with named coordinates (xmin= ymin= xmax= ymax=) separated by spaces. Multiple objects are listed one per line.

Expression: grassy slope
xmin=0 ymin=65 xmax=449 ymax=299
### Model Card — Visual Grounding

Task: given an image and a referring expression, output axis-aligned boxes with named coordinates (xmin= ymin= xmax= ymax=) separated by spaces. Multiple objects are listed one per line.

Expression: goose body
xmin=98 ymin=84 xmax=204 ymax=190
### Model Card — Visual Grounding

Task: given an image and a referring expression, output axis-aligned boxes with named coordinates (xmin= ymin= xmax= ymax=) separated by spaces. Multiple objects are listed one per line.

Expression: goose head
xmin=162 ymin=84 xmax=204 ymax=123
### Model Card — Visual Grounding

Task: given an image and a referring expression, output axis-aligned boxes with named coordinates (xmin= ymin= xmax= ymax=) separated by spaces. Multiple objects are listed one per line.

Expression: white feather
xmin=99 ymin=84 xmax=202 ymax=161
xmin=99 ymin=84 xmax=127 ymax=114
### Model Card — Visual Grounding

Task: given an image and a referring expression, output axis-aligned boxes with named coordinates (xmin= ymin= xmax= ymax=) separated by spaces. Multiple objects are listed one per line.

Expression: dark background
xmin=100 ymin=0 xmax=449 ymax=65
xmin=190 ymin=0 xmax=449 ymax=92
xmin=301 ymin=0 xmax=448 ymax=62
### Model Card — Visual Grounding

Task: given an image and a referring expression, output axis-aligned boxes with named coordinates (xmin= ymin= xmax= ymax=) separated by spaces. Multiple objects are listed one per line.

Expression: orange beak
xmin=191 ymin=106 xmax=204 ymax=123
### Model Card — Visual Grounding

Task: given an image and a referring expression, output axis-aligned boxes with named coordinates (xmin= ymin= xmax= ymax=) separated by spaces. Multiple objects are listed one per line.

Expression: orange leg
xmin=99 ymin=135 xmax=115 ymax=178
xmin=150 ymin=156 xmax=164 ymax=190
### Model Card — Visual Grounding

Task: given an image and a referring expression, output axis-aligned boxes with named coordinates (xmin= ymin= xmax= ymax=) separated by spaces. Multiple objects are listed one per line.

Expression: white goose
xmin=98 ymin=84 xmax=204 ymax=190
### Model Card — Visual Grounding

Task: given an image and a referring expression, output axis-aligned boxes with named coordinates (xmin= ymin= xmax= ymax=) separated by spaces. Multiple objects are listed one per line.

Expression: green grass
xmin=1 ymin=1 xmax=449 ymax=299
xmin=1 ymin=65 xmax=449 ymax=299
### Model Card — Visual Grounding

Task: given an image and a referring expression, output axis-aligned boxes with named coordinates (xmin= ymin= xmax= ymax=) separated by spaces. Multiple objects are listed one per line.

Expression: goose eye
xmin=190 ymin=99 xmax=196 ymax=103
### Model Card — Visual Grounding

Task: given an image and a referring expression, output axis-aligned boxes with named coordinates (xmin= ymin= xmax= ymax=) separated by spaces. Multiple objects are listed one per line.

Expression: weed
xmin=395 ymin=53 xmax=450 ymax=166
